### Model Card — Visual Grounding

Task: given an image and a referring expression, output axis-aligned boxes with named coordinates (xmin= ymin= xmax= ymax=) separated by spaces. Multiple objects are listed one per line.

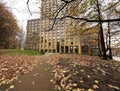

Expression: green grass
xmin=0 ymin=49 xmax=42 ymax=56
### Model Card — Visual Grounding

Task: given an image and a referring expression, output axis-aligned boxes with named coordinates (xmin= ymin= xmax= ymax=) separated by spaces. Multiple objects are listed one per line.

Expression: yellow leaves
xmin=80 ymin=69 xmax=84 ymax=72
xmin=48 ymin=54 xmax=120 ymax=91
xmin=87 ymin=75 xmax=91 ymax=78
xmin=61 ymin=75 xmax=70 ymax=85
xmin=72 ymin=88 xmax=80 ymax=91
xmin=72 ymin=83 xmax=77 ymax=87
xmin=15 ymin=71 xmax=19 ymax=74
xmin=89 ymin=0 xmax=96 ymax=6
xmin=97 ymin=67 xmax=106 ymax=76
xmin=5 ymin=85 xmax=15 ymax=91
xmin=73 ymin=71 xmax=79 ymax=75
xmin=94 ymin=80 xmax=99 ymax=84
xmin=69 ymin=6 xmax=79 ymax=16
xmin=0 ymin=2 xmax=20 ymax=48
xmin=88 ymin=88 xmax=94 ymax=91
xmin=48 ymin=13 xmax=54 ymax=18
xmin=32 ymin=81 xmax=35 ymax=85
xmin=108 ymin=84 xmax=120 ymax=90
xmin=50 ymin=79 xmax=54 ymax=83
xmin=18 ymin=80 xmax=22 ymax=83
xmin=9 ymin=85 xmax=15 ymax=89
xmin=0 ymin=54 xmax=39 ymax=86
xmin=79 ymin=80 xmax=84 ymax=83
xmin=79 ymin=61 xmax=90 ymax=66
xmin=62 ymin=69 xmax=69 ymax=73
xmin=54 ymin=85 xmax=61 ymax=91
xmin=92 ymin=84 xmax=99 ymax=89
xmin=33 ymin=73 xmax=39 ymax=77
xmin=70 ymin=25 xmax=76 ymax=31
xmin=65 ymin=83 xmax=73 ymax=90
xmin=78 ymin=1 xmax=88 ymax=14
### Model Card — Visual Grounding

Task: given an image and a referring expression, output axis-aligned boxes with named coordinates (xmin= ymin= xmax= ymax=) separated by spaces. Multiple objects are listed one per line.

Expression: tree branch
xmin=54 ymin=15 xmax=120 ymax=22
xmin=103 ymin=0 xmax=120 ymax=12
xmin=46 ymin=2 xmax=67 ymax=31
xmin=61 ymin=0 xmax=76 ymax=3
xmin=26 ymin=0 xmax=32 ymax=15
xmin=47 ymin=0 xmax=120 ymax=32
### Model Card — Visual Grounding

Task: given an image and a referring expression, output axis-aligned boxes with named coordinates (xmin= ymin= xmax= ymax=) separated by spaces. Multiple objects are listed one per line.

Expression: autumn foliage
xmin=0 ymin=3 xmax=20 ymax=49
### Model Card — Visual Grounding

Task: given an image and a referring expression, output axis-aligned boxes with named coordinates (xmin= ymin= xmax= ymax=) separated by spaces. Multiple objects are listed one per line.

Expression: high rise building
xmin=39 ymin=0 xmax=81 ymax=53
xmin=25 ymin=0 xmax=98 ymax=55
xmin=26 ymin=19 xmax=40 ymax=50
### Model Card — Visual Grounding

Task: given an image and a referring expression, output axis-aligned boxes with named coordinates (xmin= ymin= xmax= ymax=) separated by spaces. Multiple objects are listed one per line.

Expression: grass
xmin=0 ymin=49 xmax=43 ymax=56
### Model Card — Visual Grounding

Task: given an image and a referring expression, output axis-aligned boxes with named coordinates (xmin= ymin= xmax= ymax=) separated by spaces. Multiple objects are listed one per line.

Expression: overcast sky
xmin=1 ymin=0 xmax=40 ymax=31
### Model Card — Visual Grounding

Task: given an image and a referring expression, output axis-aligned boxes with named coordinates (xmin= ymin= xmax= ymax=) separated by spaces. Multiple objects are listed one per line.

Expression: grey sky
xmin=1 ymin=0 xmax=40 ymax=30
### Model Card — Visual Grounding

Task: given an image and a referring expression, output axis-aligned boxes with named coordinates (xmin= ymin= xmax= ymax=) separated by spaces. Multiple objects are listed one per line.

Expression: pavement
xmin=113 ymin=56 xmax=120 ymax=61
xmin=0 ymin=55 xmax=55 ymax=91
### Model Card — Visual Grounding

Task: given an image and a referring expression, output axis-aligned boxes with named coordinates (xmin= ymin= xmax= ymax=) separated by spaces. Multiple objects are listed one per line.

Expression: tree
xmin=26 ymin=0 xmax=120 ymax=59
xmin=103 ymin=1 xmax=120 ymax=59
xmin=0 ymin=2 xmax=20 ymax=49
xmin=45 ymin=0 xmax=120 ymax=60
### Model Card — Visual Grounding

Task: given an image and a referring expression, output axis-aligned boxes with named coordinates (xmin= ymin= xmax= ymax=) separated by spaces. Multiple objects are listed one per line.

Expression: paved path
xmin=0 ymin=55 xmax=55 ymax=91
xmin=113 ymin=56 xmax=120 ymax=61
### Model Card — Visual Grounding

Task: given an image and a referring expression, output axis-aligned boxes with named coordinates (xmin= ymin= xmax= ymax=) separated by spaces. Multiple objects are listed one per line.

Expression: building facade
xmin=39 ymin=0 xmax=81 ymax=53
xmin=26 ymin=19 xmax=40 ymax=50
xmin=25 ymin=0 xmax=98 ymax=54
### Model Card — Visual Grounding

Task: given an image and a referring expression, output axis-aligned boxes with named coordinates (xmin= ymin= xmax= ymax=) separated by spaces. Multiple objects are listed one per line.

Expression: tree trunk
xmin=96 ymin=0 xmax=107 ymax=60
xmin=88 ymin=45 xmax=93 ymax=56
xmin=108 ymin=22 xmax=113 ymax=59
xmin=98 ymin=32 xmax=102 ymax=57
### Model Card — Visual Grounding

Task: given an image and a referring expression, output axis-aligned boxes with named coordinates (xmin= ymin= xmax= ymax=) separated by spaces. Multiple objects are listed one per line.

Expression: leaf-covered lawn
xmin=0 ymin=54 xmax=39 ymax=86
xmin=48 ymin=54 xmax=120 ymax=91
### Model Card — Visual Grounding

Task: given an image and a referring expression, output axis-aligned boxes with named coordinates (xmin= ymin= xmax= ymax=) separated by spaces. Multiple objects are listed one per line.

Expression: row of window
xmin=40 ymin=39 xmax=79 ymax=44
xmin=28 ymin=20 xmax=40 ymax=24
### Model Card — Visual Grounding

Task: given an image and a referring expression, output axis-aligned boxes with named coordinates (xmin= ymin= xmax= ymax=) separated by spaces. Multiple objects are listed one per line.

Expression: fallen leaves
xmin=48 ymin=54 xmax=120 ymax=91
xmin=32 ymin=81 xmax=35 ymax=85
xmin=92 ymin=84 xmax=99 ymax=89
xmin=18 ymin=80 xmax=22 ymax=83
xmin=72 ymin=83 xmax=77 ymax=87
xmin=88 ymin=88 xmax=94 ymax=91
xmin=72 ymin=88 xmax=82 ymax=91
xmin=94 ymin=80 xmax=99 ymax=84
xmin=79 ymin=80 xmax=84 ymax=83
xmin=108 ymin=84 xmax=120 ymax=90
xmin=0 ymin=54 xmax=39 ymax=86
xmin=33 ymin=73 xmax=39 ymax=77
xmin=50 ymin=79 xmax=54 ymax=83
xmin=9 ymin=85 xmax=15 ymax=89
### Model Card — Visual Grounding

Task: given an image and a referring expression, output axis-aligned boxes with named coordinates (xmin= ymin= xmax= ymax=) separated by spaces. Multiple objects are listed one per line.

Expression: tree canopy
xmin=48 ymin=0 xmax=120 ymax=59
xmin=0 ymin=2 xmax=20 ymax=49
xmin=26 ymin=0 xmax=120 ymax=59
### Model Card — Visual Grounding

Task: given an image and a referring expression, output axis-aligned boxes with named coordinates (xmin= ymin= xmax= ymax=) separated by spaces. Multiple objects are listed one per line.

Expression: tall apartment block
xmin=26 ymin=19 xmax=40 ymax=50
xmin=39 ymin=0 xmax=81 ymax=53
xmin=25 ymin=0 xmax=98 ymax=54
